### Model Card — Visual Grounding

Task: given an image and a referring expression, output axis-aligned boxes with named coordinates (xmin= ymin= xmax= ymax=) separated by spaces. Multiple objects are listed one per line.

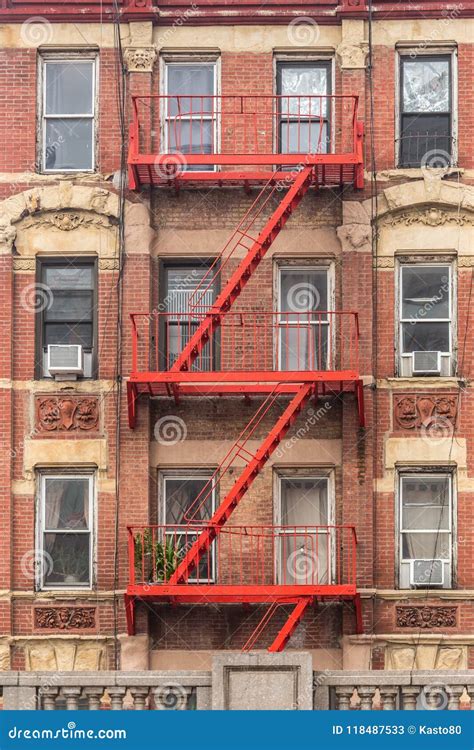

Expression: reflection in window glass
xmin=400 ymin=265 xmax=451 ymax=356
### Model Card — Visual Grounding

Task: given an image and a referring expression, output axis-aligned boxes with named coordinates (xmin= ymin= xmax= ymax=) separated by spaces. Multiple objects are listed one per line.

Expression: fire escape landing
xmin=125 ymin=93 xmax=365 ymax=650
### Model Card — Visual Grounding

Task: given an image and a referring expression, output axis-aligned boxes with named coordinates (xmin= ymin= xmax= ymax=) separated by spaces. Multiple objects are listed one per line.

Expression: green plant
xmin=134 ymin=531 xmax=183 ymax=583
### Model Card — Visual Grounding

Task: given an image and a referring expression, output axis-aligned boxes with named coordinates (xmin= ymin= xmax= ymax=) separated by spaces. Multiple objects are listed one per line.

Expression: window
xmin=37 ymin=258 xmax=96 ymax=378
xmin=41 ymin=56 xmax=97 ymax=172
xmin=277 ymin=266 xmax=331 ymax=370
xmin=398 ymin=263 xmax=453 ymax=376
xmin=160 ymin=473 xmax=216 ymax=582
xmin=160 ymin=261 xmax=217 ymax=370
xmin=398 ymin=55 xmax=453 ymax=168
xmin=277 ymin=62 xmax=331 ymax=155
xmin=38 ymin=474 xmax=94 ymax=589
xmin=399 ymin=474 xmax=453 ymax=588
xmin=278 ymin=476 xmax=332 ymax=585
xmin=163 ymin=61 xmax=217 ymax=170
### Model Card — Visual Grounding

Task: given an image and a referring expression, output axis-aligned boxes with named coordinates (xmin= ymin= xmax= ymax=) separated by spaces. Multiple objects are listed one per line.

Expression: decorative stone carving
xmin=337 ymin=223 xmax=371 ymax=252
xmin=0 ymin=218 xmax=16 ymax=252
xmin=385 ymin=207 xmax=473 ymax=227
xmin=376 ymin=257 xmax=395 ymax=268
xmin=0 ymin=641 xmax=10 ymax=670
xmin=36 ymin=396 xmax=100 ymax=433
xmin=385 ymin=644 xmax=467 ymax=670
xmin=336 ymin=41 xmax=368 ymax=69
xmin=396 ymin=606 xmax=457 ymax=629
xmin=21 ymin=210 xmax=113 ymax=232
xmin=13 ymin=257 xmax=36 ymax=272
xmin=458 ymin=257 xmax=474 ymax=267
xmin=34 ymin=607 xmax=96 ymax=631
xmin=99 ymin=258 xmax=120 ymax=271
xmin=394 ymin=393 xmax=457 ymax=431
xmin=124 ymin=46 xmax=157 ymax=73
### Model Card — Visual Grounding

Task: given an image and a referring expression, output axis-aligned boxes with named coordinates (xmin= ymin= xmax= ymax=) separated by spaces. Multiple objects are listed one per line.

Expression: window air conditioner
xmin=410 ymin=559 xmax=444 ymax=587
xmin=412 ymin=350 xmax=441 ymax=375
xmin=47 ymin=345 xmax=84 ymax=378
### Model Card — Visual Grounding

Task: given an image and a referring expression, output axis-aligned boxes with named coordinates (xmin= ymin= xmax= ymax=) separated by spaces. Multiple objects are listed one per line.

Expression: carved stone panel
xmin=34 ymin=607 xmax=96 ymax=631
xmin=35 ymin=396 xmax=100 ymax=433
xmin=396 ymin=605 xmax=458 ymax=629
xmin=393 ymin=393 xmax=457 ymax=431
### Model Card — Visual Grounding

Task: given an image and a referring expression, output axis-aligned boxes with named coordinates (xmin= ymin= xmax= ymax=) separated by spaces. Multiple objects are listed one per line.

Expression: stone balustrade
xmin=0 ymin=669 xmax=472 ymax=710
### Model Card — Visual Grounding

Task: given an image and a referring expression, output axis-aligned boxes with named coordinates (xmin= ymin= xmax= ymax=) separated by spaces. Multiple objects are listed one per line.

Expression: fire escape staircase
xmin=125 ymin=166 xmax=364 ymax=649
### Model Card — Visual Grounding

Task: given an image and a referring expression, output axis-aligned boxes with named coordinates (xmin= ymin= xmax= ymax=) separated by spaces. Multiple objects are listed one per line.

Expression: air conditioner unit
xmin=410 ymin=559 xmax=444 ymax=587
xmin=412 ymin=350 xmax=441 ymax=375
xmin=47 ymin=345 xmax=84 ymax=379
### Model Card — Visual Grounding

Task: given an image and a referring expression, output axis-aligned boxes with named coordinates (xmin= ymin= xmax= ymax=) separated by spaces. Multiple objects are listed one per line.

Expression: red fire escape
xmin=125 ymin=93 xmax=365 ymax=650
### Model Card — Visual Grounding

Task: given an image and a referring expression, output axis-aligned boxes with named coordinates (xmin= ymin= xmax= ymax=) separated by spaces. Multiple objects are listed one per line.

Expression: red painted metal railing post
xmin=128 ymin=527 xmax=135 ymax=586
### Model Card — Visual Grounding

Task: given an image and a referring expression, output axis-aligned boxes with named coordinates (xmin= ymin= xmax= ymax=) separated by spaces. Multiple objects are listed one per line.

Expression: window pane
xmin=401 ymin=266 xmax=450 ymax=320
xmin=280 ymin=66 xmax=329 ymax=117
xmin=402 ymin=59 xmax=450 ymax=113
xmin=280 ymin=122 xmax=328 ymax=154
xmin=164 ymin=477 xmax=213 ymax=524
xmin=280 ymin=269 xmax=328 ymax=315
xmin=280 ymin=477 xmax=328 ymax=526
xmin=44 ymin=291 xmax=93 ymax=323
xmin=399 ymin=114 xmax=451 ymax=167
xmin=279 ymin=324 xmax=329 ymax=370
xmin=43 ymin=532 xmax=90 ymax=585
xmin=280 ymin=531 xmax=329 ymax=585
xmin=401 ymin=532 xmax=450 ymax=560
xmin=45 ymin=62 xmax=94 ymax=115
xmin=45 ymin=119 xmax=93 ymax=170
xmin=44 ymin=266 xmax=93 ymax=290
xmin=167 ymin=65 xmax=214 ymax=116
xmin=402 ymin=477 xmax=450 ymax=530
xmin=44 ymin=322 xmax=93 ymax=348
xmin=44 ymin=477 xmax=90 ymax=530
xmin=402 ymin=321 xmax=450 ymax=353
xmin=168 ymin=119 xmax=213 ymax=154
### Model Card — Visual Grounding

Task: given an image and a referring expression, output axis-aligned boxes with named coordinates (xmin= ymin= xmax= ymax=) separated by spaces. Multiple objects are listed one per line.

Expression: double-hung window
xmin=398 ymin=263 xmax=453 ymax=376
xmin=277 ymin=62 xmax=331 ymax=156
xmin=399 ymin=474 xmax=453 ymax=589
xmin=161 ymin=473 xmax=216 ymax=582
xmin=38 ymin=473 xmax=94 ymax=589
xmin=37 ymin=258 xmax=96 ymax=378
xmin=278 ymin=476 xmax=332 ymax=585
xmin=41 ymin=56 xmax=96 ymax=172
xmin=163 ymin=61 xmax=217 ymax=170
xmin=277 ymin=266 xmax=331 ymax=371
xmin=398 ymin=55 xmax=453 ymax=168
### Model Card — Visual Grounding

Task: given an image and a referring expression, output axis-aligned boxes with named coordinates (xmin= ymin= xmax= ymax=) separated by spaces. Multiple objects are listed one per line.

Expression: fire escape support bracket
xmin=356 ymin=379 xmax=365 ymax=428
xmin=354 ymin=592 xmax=363 ymax=635
xmin=268 ymin=597 xmax=313 ymax=653
xmin=127 ymin=381 xmax=138 ymax=429
xmin=124 ymin=594 xmax=136 ymax=636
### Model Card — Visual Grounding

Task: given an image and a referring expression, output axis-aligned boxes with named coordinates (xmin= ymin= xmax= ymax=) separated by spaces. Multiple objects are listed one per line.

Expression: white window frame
xmin=275 ymin=473 xmax=335 ymax=585
xmin=398 ymin=472 xmax=454 ymax=589
xmin=159 ymin=471 xmax=216 ymax=583
xmin=37 ymin=472 xmax=95 ymax=590
xmin=394 ymin=47 xmax=458 ymax=168
xmin=397 ymin=261 xmax=454 ymax=376
xmin=39 ymin=53 xmax=98 ymax=173
xmin=276 ymin=263 xmax=335 ymax=371
xmin=161 ymin=58 xmax=220 ymax=171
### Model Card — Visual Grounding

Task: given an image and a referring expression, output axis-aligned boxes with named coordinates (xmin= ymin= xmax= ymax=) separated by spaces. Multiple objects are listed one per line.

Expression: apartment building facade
xmin=0 ymin=0 xmax=473 ymax=697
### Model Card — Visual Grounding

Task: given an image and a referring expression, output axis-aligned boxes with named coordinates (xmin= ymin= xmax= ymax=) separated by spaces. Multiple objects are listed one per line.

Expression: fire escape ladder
xmin=168 ymin=383 xmax=314 ymax=585
xmin=268 ymin=597 xmax=313 ymax=653
xmin=170 ymin=166 xmax=314 ymax=374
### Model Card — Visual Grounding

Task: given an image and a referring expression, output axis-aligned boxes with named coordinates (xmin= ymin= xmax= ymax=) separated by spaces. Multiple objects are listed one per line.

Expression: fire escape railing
xmin=128 ymin=525 xmax=357 ymax=592
xmin=130 ymin=310 xmax=360 ymax=376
